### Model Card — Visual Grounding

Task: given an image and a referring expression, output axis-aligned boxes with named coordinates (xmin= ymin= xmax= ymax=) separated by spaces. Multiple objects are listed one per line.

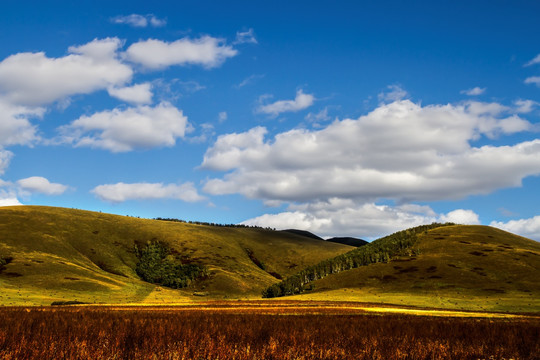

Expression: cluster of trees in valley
xmin=134 ymin=241 xmax=208 ymax=289
xmin=263 ymin=223 xmax=456 ymax=298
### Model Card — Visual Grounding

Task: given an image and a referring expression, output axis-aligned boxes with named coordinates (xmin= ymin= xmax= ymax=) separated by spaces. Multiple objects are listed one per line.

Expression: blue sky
xmin=1 ymin=0 xmax=539 ymax=240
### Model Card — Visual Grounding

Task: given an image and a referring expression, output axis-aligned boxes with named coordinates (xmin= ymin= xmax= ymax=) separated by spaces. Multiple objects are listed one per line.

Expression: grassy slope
xmin=292 ymin=225 xmax=540 ymax=313
xmin=0 ymin=206 xmax=351 ymax=305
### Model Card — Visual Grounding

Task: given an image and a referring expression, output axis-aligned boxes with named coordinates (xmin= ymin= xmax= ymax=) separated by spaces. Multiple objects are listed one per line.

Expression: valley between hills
xmin=0 ymin=205 xmax=539 ymax=314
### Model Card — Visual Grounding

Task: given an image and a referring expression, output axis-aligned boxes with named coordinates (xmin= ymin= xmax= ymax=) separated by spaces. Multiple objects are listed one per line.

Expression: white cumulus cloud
xmin=108 ymin=83 xmax=153 ymax=104
xmin=17 ymin=176 xmax=68 ymax=195
xmin=126 ymin=36 xmax=237 ymax=70
xmin=0 ymin=38 xmax=132 ymax=106
xmin=0 ymin=99 xmax=43 ymax=147
xmin=257 ymin=90 xmax=315 ymax=116
xmin=203 ymin=100 xmax=537 ymax=203
xmin=0 ymin=190 xmax=21 ymax=207
xmin=0 ymin=150 xmax=13 ymax=175
xmin=242 ymin=200 xmax=480 ymax=239
xmin=490 ymin=216 xmax=540 ymax=241
xmin=59 ymin=102 xmax=188 ymax=152
xmin=439 ymin=209 xmax=480 ymax=225
xmin=92 ymin=182 xmax=205 ymax=203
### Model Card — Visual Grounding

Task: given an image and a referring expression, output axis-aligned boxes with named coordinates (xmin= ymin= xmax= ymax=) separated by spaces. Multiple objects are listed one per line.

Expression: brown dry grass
xmin=0 ymin=303 xmax=538 ymax=360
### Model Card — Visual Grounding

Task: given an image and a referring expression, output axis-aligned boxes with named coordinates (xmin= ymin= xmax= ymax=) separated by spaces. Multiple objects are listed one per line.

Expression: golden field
xmin=1 ymin=302 xmax=538 ymax=360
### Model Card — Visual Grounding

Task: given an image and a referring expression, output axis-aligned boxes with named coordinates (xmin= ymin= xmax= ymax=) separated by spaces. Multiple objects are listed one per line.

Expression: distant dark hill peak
xmin=282 ymin=229 xmax=324 ymax=241
xmin=326 ymin=237 xmax=368 ymax=247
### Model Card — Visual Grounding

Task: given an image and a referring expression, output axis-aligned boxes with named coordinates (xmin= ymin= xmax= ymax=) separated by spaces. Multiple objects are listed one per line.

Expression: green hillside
xmin=291 ymin=225 xmax=540 ymax=313
xmin=0 ymin=206 xmax=352 ymax=306
xmin=2 ymin=206 xmax=538 ymax=313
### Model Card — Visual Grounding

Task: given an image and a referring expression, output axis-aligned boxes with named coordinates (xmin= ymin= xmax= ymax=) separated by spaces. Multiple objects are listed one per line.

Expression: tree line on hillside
xmin=154 ymin=217 xmax=276 ymax=230
xmin=262 ymin=223 xmax=456 ymax=298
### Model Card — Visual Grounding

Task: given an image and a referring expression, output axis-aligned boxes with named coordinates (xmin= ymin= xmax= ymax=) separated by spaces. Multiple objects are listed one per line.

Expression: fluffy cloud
xmin=0 ymin=190 xmax=21 ymax=207
xmin=17 ymin=176 xmax=68 ymax=195
xmin=0 ymin=99 xmax=43 ymax=147
xmin=0 ymin=38 xmax=132 ymax=106
xmin=126 ymin=36 xmax=237 ymax=70
xmin=242 ymin=200 xmax=479 ymax=239
xmin=439 ymin=209 xmax=480 ymax=225
xmin=257 ymin=90 xmax=315 ymax=116
xmin=202 ymin=126 xmax=268 ymax=171
xmin=92 ymin=182 xmax=205 ymax=203
xmin=111 ymin=14 xmax=166 ymax=28
xmin=59 ymin=102 xmax=188 ymax=152
xmin=203 ymin=100 xmax=538 ymax=203
xmin=490 ymin=216 xmax=540 ymax=241
xmin=0 ymin=150 xmax=12 ymax=175
xmin=460 ymin=87 xmax=486 ymax=96
xmin=108 ymin=83 xmax=153 ymax=104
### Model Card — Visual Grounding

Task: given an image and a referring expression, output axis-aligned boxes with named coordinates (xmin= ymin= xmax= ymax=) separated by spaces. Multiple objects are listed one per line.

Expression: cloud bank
xmin=242 ymin=200 xmax=480 ymax=239
xmin=203 ymin=100 xmax=537 ymax=203
xmin=204 ymin=98 xmax=539 ymax=238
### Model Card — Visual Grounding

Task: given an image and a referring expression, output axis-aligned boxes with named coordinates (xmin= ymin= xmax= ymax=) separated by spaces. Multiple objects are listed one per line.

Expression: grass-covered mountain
xmin=0 ymin=206 xmax=352 ymax=305
xmin=276 ymin=224 xmax=540 ymax=313
xmin=263 ymin=223 xmax=449 ymax=298
xmin=1 ymin=206 xmax=539 ymax=313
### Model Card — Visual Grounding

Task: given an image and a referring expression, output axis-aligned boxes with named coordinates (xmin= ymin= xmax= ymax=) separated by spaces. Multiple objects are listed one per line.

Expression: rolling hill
xmin=1 ymin=206 xmax=539 ymax=313
xmin=282 ymin=230 xmax=368 ymax=247
xmin=0 ymin=206 xmax=352 ymax=306
xmin=283 ymin=225 xmax=540 ymax=313
xmin=326 ymin=237 xmax=368 ymax=247
xmin=281 ymin=229 xmax=323 ymax=240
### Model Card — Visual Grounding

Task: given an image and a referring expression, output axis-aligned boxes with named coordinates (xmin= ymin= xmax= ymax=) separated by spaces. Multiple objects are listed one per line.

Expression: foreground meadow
xmin=0 ymin=302 xmax=538 ymax=360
